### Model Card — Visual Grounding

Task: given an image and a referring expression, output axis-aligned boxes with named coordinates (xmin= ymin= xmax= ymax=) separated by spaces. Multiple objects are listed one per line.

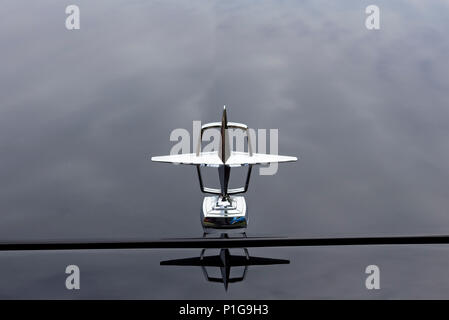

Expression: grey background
xmin=0 ymin=0 xmax=448 ymax=298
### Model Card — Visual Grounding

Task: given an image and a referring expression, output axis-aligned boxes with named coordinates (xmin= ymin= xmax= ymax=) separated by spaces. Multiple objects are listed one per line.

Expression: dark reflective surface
xmin=161 ymin=235 xmax=290 ymax=291
xmin=0 ymin=0 xmax=449 ymax=298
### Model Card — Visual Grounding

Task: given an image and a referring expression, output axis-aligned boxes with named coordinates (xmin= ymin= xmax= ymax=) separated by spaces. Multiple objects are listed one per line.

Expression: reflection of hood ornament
xmin=151 ymin=106 xmax=297 ymax=232
xmin=160 ymin=234 xmax=290 ymax=291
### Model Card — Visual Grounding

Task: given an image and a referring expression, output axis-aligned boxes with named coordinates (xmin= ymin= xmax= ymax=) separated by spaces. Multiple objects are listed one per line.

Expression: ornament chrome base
xmin=201 ymin=195 xmax=248 ymax=232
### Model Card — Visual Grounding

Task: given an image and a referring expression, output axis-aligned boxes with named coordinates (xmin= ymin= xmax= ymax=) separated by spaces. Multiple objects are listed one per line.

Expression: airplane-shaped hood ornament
xmin=152 ymin=106 xmax=297 ymax=166
xmin=152 ymin=106 xmax=297 ymax=232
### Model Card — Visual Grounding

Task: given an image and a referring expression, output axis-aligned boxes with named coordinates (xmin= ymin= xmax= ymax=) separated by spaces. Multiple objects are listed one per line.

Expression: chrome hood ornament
xmin=151 ymin=106 xmax=297 ymax=232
